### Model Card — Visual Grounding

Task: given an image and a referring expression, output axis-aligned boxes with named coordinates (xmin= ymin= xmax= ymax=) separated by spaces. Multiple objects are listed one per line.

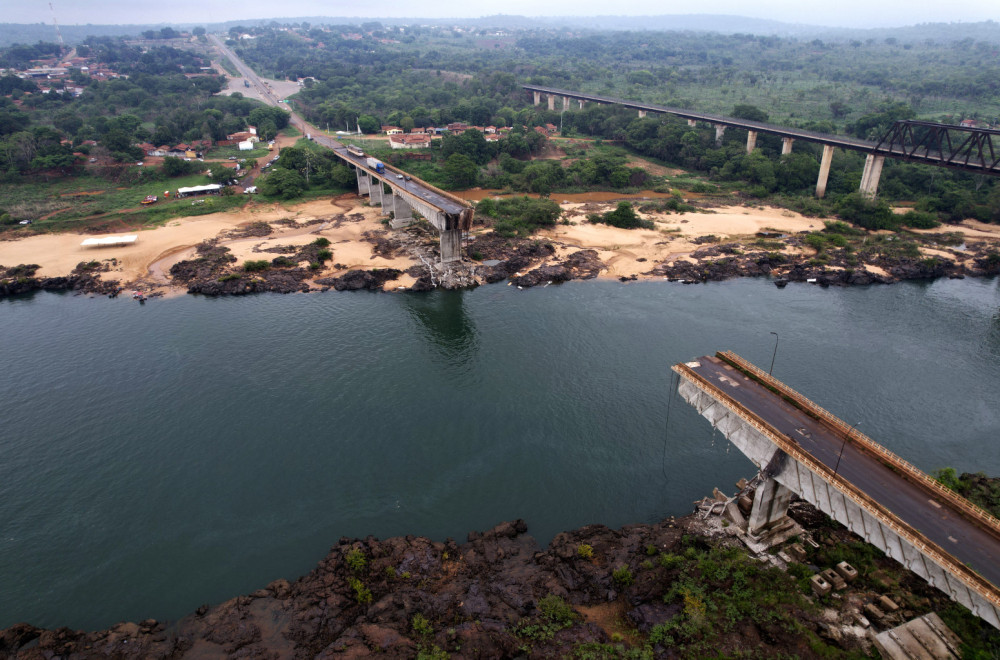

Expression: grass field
xmin=207 ymin=145 xmax=271 ymax=160
xmin=0 ymin=172 xmax=250 ymax=234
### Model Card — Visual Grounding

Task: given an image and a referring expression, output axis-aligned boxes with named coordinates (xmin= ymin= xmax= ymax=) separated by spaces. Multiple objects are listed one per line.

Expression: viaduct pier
xmin=210 ymin=35 xmax=473 ymax=263
xmin=525 ymin=85 xmax=1000 ymax=199
xmin=673 ymin=352 xmax=1000 ymax=629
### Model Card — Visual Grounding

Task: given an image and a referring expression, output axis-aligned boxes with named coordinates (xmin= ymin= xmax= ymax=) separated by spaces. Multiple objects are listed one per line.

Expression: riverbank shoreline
xmin=2 ymin=491 xmax=994 ymax=658
xmin=2 ymin=194 xmax=998 ymax=300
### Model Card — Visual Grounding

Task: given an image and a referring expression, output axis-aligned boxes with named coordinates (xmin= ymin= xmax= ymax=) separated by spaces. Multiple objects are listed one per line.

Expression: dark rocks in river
xmin=316 ymin=269 xmax=403 ymax=292
xmin=510 ymin=264 xmax=571 ymax=288
xmin=0 ymin=262 xmax=120 ymax=298
xmin=0 ymin=516 xmax=826 ymax=659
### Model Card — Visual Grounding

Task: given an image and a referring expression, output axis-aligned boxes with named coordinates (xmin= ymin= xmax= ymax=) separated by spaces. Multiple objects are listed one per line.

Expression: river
xmin=1 ymin=277 xmax=998 ymax=631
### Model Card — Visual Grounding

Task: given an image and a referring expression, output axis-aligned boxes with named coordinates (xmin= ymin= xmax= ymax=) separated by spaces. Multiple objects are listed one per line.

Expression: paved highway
xmin=209 ymin=35 xmax=468 ymax=216
xmin=687 ymin=355 xmax=1000 ymax=589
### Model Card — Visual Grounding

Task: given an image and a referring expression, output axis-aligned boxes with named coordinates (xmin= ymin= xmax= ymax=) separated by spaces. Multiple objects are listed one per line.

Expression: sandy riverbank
xmin=2 ymin=195 xmax=999 ymax=296
xmin=537 ymin=203 xmax=826 ymax=279
xmin=0 ymin=196 xmax=416 ymax=294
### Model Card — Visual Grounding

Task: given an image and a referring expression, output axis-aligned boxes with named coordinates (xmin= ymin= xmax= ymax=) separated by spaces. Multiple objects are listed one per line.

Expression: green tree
xmin=443 ymin=153 xmax=478 ymax=188
xmin=731 ymin=104 xmax=769 ymax=122
xmin=208 ymin=163 xmax=234 ymax=183
xmin=260 ymin=168 xmax=306 ymax=199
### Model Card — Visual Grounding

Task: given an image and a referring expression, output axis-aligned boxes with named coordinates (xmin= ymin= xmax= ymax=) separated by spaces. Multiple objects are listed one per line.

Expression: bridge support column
xmin=391 ymin=194 xmax=413 ymax=228
xmin=375 ymin=180 xmax=386 ymax=211
xmin=563 ymin=96 xmax=570 ymax=111
xmin=746 ymin=130 xmax=758 ymax=154
xmin=440 ymin=229 xmax=462 ymax=263
xmin=687 ymin=119 xmax=697 ymax=127
xmin=357 ymin=170 xmax=371 ymax=196
xmin=714 ymin=124 xmax=726 ymax=145
xmin=747 ymin=477 xmax=794 ymax=536
xmin=578 ymin=99 xmax=585 ymax=109
xmin=638 ymin=110 xmax=647 ymax=118
xmin=547 ymin=95 xmax=555 ymax=111
xmin=815 ymin=145 xmax=835 ymax=198
xmin=781 ymin=137 xmax=794 ymax=155
xmin=533 ymin=91 xmax=541 ymax=106
xmin=859 ymin=154 xmax=885 ymax=199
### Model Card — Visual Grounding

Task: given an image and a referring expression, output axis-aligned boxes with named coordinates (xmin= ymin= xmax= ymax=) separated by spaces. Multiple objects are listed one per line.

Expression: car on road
xmin=396 ymin=174 xmax=404 ymax=179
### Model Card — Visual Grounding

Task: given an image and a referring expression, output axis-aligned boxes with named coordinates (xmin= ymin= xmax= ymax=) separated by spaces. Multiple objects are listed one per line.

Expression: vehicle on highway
xmin=396 ymin=174 xmax=404 ymax=179
xmin=347 ymin=145 xmax=364 ymax=157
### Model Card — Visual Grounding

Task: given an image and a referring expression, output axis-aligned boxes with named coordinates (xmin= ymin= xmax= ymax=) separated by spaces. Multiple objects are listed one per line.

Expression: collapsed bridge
xmin=673 ymin=352 xmax=1000 ymax=629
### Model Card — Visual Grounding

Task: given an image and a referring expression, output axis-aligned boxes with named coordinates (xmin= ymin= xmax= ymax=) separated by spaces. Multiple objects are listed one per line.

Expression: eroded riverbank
xmin=2 ymin=194 xmax=999 ymax=300
xmin=4 ymin=491 xmax=997 ymax=658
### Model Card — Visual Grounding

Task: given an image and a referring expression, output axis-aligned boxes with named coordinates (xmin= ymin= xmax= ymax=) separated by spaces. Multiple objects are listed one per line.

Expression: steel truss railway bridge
xmin=524 ymin=85 xmax=1000 ymax=199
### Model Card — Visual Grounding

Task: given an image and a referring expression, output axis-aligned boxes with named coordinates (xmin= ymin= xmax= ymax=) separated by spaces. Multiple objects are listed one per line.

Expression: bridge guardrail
xmin=673 ymin=360 xmax=1000 ymax=611
xmin=716 ymin=351 xmax=1000 ymax=537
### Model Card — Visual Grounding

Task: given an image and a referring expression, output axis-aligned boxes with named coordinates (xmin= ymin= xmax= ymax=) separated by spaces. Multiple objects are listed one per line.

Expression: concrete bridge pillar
xmin=578 ymin=99 xmax=585 ymax=110
xmin=747 ymin=476 xmax=794 ymax=536
xmin=547 ymin=95 xmax=555 ymax=111
xmin=714 ymin=124 xmax=726 ymax=145
xmin=440 ymin=229 xmax=462 ymax=263
xmin=638 ymin=110 xmax=647 ymax=118
xmin=533 ymin=91 xmax=541 ymax=106
xmin=357 ymin=170 xmax=371 ymax=196
xmin=391 ymin=193 xmax=413 ymax=229
xmin=563 ymin=96 xmax=570 ymax=111
xmin=687 ymin=119 xmax=697 ymax=127
xmin=815 ymin=145 xmax=835 ymax=198
xmin=746 ymin=130 xmax=758 ymax=154
xmin=375 ymin=180 xmax=386 ymax=211
xmin=781 ymin=137 xmax=794 ymax=155
xmin=859 ymin=154 xmax=885 ymax=199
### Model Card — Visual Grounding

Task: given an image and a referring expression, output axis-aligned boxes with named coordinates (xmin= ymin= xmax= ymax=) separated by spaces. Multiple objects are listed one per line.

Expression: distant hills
xmin=2 ymin=15 xmax=999 ymax=47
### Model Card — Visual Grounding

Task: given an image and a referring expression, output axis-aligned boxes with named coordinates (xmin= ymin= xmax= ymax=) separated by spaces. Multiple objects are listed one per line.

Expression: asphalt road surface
xmin=210 ymin=35 xmax=466 ymax=217
xmin=687 ymin=355 xmax=1000 ymax=589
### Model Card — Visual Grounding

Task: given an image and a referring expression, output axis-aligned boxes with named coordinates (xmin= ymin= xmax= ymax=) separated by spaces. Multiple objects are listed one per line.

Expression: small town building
xmin=389 ymin=134 xmax=432 ymax=149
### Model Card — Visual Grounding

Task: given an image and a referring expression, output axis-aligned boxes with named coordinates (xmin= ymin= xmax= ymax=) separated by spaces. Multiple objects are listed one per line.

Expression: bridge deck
xmin=314 ymin=138 xmax=468 ymax=215
xmin=686 ymin=355 xmax=1000 ymax=589
xmin=210 ymin=34 xmax=467 ymax=217
xmin=523 ymin=84 xmax=878 ymax=152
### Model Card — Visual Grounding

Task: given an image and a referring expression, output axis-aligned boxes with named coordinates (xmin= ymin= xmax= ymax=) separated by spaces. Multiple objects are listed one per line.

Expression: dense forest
xmin=221 ymin=22 xmax=1000 ymax=221
xmin=0 ymin=39 xmax=269 ymax=175
xmin=2 ymin=19 xmax=999 ymax=223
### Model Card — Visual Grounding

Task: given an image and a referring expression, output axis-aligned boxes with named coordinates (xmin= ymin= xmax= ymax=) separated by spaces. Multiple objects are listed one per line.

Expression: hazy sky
xmin=9 ymin=0 xmax=999 ymax=29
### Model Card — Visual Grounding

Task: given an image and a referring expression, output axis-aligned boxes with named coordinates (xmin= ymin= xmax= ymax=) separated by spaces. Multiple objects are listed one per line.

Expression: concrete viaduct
xmin=524 ymin=84 xmax=1000 ymax=200
xmin=210 ymin=34 xmax=474 ymax=264
xmin=674 ymin=352 xmax=1000 ymax=630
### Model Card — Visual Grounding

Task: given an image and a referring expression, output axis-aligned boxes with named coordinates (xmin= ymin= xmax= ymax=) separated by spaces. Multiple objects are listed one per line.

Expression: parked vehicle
xmin=141 ymin=195 xmax=157 ymax=205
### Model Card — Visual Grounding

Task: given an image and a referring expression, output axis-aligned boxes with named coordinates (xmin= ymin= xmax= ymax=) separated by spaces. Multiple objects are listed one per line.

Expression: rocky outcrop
xmin=0 ymin=515 xmax=822 ymax=659
xmin=316 ymin=269 xmax=403 ymax=291
xmin=0 ymin=262 xmax=121 ymax=298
